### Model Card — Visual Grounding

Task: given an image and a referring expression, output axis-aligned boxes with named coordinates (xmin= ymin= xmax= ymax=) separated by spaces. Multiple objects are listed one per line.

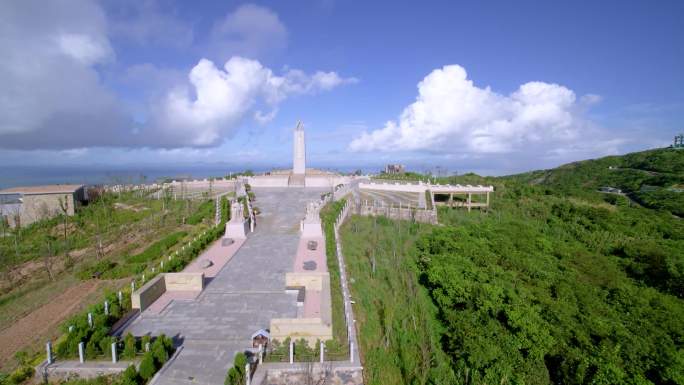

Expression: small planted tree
xmin=152 ymin=338 xmax=168 ymax=366
xmin=225 ymin=367 xmax=241 ymax=385
xmin=138 ymin=352 xmax=156 ymax=381
xmin=99 ymin=336 xmax=113 ymax=359
xmin=85 ymin=339 xmax=99 ymax=359
xmin=123 ymin=333 xmax=136 ymax=359
xmin=119 ymin=364 xmax=139 ymax=385
xmin=224 ymin=352 xmax=248 ymax=385
xmin=234 ymin=352 xmax=247 ymax=377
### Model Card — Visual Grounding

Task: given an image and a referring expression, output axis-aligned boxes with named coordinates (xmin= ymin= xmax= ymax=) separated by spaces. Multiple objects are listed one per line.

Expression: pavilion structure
xmin=358 ymin=181 xmax=494 ymax=212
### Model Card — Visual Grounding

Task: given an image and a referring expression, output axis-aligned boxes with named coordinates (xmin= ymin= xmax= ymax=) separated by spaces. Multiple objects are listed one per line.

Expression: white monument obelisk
xmin=293 ymin=121 xmax=306 ymax=175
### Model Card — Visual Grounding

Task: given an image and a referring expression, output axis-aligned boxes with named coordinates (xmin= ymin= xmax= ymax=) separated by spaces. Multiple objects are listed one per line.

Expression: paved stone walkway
xmin=124 ymin=187 xmax=326 ymax=385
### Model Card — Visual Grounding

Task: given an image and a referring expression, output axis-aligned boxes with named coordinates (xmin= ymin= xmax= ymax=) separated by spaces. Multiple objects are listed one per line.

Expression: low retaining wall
xmin=270 ymin=318 xmax=333 ymax=346
xmin=286 ymin=272 xmax=328 ymax=291
xmin=225 ymin=219 xmax=249 ymax=239
xmin=263 ymin=364 xmax=363 ymax=385
xmin=358 ymin=204 xmax=438 ymax=224
xmin=37 ymin=360 xmax=135 ymax=382
xmin=165 ymin=273 xmax=203 ymax=291
xmin=273 ymin=272 xmax=332 ymax=345
xmin=305 ymin=176 xmax=352 ymax=188
xmin=131 ymin=273 xmax=204 ymax=312
xmin=247 ymin=176 xmax=289 ymax=187
xmin=132 ymin=275 xmax=166 ymax=311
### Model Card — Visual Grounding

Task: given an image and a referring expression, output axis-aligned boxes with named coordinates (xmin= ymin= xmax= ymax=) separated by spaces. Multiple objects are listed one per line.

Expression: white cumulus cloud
xmin=147 ymin=56 xmax=357 ymax=147
xmin=350 ymin=65 xmax=602 ymax=156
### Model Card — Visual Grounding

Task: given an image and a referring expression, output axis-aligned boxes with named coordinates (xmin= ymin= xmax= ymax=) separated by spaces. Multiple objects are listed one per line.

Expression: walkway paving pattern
xmin=125 ymin=187 xmax=326 ymax=385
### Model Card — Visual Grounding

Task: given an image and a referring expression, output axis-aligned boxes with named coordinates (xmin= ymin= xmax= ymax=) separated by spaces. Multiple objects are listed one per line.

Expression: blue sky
xmin=0 ymin=0 xmax=683 ymax=176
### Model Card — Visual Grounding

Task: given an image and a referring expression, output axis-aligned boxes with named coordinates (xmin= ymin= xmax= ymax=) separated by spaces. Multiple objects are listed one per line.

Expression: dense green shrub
xmin=123 ymin=333 xmax=136 ymax=359
xmin=85 ymin=339 xmax=100 ymax=359
xmin=119 ymin=365 xmax=139 ymax=385
xmin=224 ymin=367 xmax=240 ymax=385
xmin=224 ymin=352 xmax=248 ymax=385
xmin=138 ymin=352 xmax=156 ymax=381
xmin=151 ymin=337 xmax=168 ymax=366
xmin=340 ymin=153 xmax=684 ymax=385
xmin=1 ymin=365 xmax=34 ymax=385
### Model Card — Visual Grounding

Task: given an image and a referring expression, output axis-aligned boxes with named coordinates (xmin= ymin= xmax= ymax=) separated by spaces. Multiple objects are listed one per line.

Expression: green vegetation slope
xmin=342 ymin=147 xmax=683 ymax=385
xmin=508 ymin=148 xmax=684 ymax=216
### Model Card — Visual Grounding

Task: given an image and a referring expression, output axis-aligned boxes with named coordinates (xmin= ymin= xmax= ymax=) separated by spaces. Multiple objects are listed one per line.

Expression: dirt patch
xmin=51 ymin=222 xmax=78 ymax=239
xmin=0 ymin=280 xmax=101 ymax=365
xmin=114 ymin=202 xmax=148 ymax=212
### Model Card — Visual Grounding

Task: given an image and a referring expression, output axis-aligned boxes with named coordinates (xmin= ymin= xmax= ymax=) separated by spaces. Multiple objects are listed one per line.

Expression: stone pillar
xmin=104 ymin=301 xmax=109 ymax=316
xmin=258 ymin=344 xmax=263 ymax=365
xmin=319 ymin=341 xmax=324 ymax=363
xmin=245 ymin=363 xmax=251 ymax=385
xmin=289 ymin=340 xmax=294 ymax=364
xmin=118 ymin=291 xmax=123 ymax=304
xmin=145 ymin=342 xmax=150 ymax=352
xmin=87 ymin=312 xmax=93 ymax=328
xmin=142 ymin=274 xmax=145 ymax=282
xmin=467 ymin=193 xmax=472 ymax=212
xmin=131 ymin=281 xmax=135 ymax=292
xmin=111 ymin=342 xmax=117 ymax=363
xmin=46 ymin=341 xmax=53 ymax=364
xmin=78 ymin=342 xmax=85 ymax=363
xmin=486 ymin=191 xmax=490 ymax=207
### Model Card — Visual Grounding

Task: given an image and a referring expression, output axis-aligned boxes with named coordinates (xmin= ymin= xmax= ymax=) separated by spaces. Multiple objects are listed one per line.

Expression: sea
xmin=0 ymin=165 xmax=268 ymax=190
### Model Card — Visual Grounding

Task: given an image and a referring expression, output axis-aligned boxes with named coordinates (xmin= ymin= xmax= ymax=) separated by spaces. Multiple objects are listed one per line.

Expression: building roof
xmin=0 ymin=184 xmax=84 ymax=195
xmin=251 ymin=329 xmax=270 ymax=339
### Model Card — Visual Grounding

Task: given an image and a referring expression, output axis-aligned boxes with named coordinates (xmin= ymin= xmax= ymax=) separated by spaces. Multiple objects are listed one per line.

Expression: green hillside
xmin=509 ymin=148 xmax=684 ymax=216
xmin=342 ymin=147 xmax=683 ymax=385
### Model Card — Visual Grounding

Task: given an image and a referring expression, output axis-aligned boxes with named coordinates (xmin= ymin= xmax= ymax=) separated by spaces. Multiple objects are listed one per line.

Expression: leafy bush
xmin=340 ymin=162 xmax=684 ymax=385
xmin=152 ymin=338 xmax=168 ymax=366
xmin=138 ymin=352 xmax=156 ymax=381
xmin=98 ymin=336 xmax=113 ymax=359
xmin=119 ymin=365 xmax=139 ymax=385
xmin=123 ymin=333 xmax=136 ymax=359
xmin=224 ymin=352 xmax=248 ymax=385
xmin=85 ymin=339 xmax=100 ymax=359
xmin=224 ymin=367 xmax=240 ymax=385
xmin=2 ymin=365 xmax=34 ymax=385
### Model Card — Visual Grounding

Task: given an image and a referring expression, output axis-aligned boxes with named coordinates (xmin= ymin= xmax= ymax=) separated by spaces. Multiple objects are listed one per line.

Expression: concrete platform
xmin=124 ymin=187 xmax=326 ymax=385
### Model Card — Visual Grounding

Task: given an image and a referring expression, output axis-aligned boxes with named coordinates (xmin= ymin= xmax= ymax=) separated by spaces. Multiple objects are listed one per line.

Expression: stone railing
xmin=332 ymin=199 xmax=358 ymax=364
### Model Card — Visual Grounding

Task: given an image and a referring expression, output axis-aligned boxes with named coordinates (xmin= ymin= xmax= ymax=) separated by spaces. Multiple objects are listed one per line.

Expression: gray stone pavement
xmin=124 ymin=187 xmax=326 ymax=385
